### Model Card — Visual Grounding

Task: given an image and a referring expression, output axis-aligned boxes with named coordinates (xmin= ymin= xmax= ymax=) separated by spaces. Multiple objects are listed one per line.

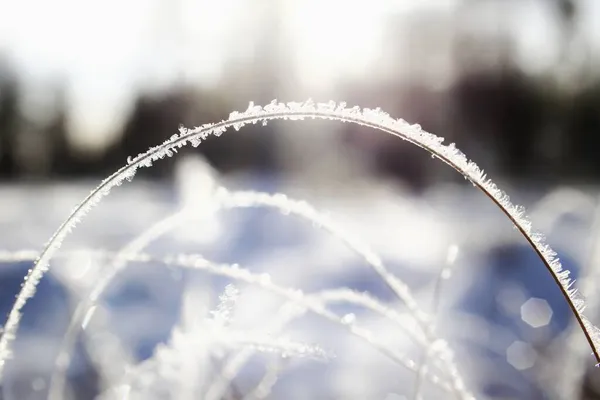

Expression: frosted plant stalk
xmin=243 ymin=357 xmax=288 ymax=400
xmin=50 ymin=188 xmax=458 ymax=398
xmin=98 ymin=251 xmax=458 ymax=393
xmin=116 ymin=283 xmax=330 ymax=400
xmin=413 ymin=245 xmax=460 ymax=400
xmin=216 ymin=189 xmax=430 ymax=325
xmin=1 ymin=99 xmax=598 ymax=383
xmin=557 ymin=196 xmax=600 ymax=399
xmin=1 ymin=248 xmax=467 ymax=397
xmin=206 ymin=288 xmax=458 ymax=400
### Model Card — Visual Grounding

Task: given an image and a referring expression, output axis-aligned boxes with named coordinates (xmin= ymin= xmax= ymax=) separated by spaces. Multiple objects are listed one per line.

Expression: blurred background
xmin=2 ymin=0 xmax=600 ymax=399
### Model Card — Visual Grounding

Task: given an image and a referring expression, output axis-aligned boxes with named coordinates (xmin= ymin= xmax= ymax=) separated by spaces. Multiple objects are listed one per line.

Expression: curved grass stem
xmin=0 ymin=100 xmax=595 ymax=398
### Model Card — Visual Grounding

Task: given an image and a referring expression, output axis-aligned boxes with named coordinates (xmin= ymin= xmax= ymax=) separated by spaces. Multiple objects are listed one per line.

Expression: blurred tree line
xmin=5 ymin=67 xmax=598 ymax=185
xmin=0 ymin=0 xmax=599 ymax=186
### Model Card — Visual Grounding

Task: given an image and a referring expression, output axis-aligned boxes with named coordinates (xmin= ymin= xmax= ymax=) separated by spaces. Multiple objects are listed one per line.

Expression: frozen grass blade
xmin=50 ymin=188 xmax=462 ymax=398
xmin=115 ymin=283 xmax=331 ymax=400
xmin=1 ymin=248 xmax=466 ymax=397
xmin=557 ymin=196 xmax=600 ymax=399
xmin=215 ymin=188 xmax=431 ymax=325
xmin=134 ymin=252 xmax=458 ymax=392
xmin=413 ymin=245 xmax=459 ymax=400
xmin=206 ymin=287 xmax=458 ymax=400
xmin=1 ymin=99 xmax=595 ymax=396
xmin=71 ymin=251 xmax=456 ymax=394
xmin=242 ymin=357 xmax=288 ymax=400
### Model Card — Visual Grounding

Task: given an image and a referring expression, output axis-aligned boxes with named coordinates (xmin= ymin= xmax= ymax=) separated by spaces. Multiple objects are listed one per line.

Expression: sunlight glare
xmin=283 ymin=0 xmax=389 ymax=90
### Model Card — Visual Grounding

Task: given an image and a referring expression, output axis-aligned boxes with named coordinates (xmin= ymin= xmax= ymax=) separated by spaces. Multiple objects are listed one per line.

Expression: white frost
xmin=0 ymin=100 xmax=595 ymax=397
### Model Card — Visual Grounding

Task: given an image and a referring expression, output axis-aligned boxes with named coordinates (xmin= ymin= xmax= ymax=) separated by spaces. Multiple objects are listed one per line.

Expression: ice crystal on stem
xmin=1 ymin=100 xmax=597 ymax=397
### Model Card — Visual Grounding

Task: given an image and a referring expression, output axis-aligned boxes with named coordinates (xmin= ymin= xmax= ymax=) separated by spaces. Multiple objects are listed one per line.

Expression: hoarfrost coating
xmin=0 ymin=100 xmax=597 ymax=392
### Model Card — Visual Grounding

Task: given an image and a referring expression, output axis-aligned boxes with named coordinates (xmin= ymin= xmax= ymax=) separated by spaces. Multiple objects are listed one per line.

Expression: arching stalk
xmin=1 ymin=100 xmax=597 ymax=386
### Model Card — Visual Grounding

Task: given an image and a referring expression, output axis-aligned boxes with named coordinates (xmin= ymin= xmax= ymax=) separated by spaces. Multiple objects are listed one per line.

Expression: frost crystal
xmin=210 ymin=285 xmax=239 ymax=325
